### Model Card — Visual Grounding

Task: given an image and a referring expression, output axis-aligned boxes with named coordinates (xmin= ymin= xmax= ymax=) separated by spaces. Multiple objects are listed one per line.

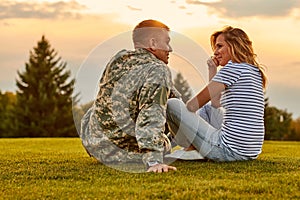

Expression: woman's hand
xmin=207 ymin=56 xmax=219 ymax=68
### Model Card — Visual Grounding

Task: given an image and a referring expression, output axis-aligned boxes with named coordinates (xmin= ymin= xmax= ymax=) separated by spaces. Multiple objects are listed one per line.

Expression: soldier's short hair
xmin=132 ymin=19 xmax=170 ymax=48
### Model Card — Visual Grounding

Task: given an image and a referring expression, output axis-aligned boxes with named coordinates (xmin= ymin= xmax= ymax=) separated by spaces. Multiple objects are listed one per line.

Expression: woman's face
xmin=213 ymin=34 xmax=232 ymax=66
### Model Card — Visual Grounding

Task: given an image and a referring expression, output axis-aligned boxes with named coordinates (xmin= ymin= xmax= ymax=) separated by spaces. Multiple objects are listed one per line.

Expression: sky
xmin=1 ymin=0 xmax=300 ymax=118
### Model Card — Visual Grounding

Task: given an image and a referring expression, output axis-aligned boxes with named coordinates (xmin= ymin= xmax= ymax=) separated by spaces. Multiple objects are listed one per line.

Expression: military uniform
xmin=79 ymin=48 xmax=179 ymax=168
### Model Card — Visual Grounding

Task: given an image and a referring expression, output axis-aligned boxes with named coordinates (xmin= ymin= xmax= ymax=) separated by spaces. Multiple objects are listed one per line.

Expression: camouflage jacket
xmin=80 ymin=48 xmax=180 ymax=167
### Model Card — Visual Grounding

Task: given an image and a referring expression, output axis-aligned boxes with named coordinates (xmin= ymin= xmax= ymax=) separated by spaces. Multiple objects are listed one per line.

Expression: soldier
xmin=79 ymin=19 xmax=179 ymax=173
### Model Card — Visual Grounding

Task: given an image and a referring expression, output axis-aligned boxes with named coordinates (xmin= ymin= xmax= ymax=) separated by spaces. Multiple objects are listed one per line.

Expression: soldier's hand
xmin=147 ymin=163 xmax=177 ymax=173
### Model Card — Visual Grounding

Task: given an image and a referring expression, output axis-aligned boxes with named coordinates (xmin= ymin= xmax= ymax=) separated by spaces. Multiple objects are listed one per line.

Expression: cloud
xmin=127 ymin=5 xmax=142 ymax=11
xmin=186 ymin=0 xmax=300 ymax=18
xmin=291 ymin=61 xmax=300 ymax=66
xmin=0 ymin=0 xmax=87 ymax=20
xmin=2 ymin=21 xmax=11 ymax=26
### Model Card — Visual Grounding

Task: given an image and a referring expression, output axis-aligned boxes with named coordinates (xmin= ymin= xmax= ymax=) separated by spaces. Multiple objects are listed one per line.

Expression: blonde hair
xmin=210 ymin=26 xmax=267 ymax=88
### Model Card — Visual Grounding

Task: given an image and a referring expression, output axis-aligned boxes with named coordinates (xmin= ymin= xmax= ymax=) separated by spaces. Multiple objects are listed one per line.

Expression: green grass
xmin=1 ymin=138 xmax=299 ymax=199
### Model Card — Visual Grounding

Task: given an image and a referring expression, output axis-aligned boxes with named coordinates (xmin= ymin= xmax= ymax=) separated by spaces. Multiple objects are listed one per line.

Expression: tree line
xmin=0 ymin=36 xmax=300 ymax=140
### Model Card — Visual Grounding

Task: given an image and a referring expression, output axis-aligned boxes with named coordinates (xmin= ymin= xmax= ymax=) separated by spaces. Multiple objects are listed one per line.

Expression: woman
xmin=166 ymin=26 xmax=267 ymax=161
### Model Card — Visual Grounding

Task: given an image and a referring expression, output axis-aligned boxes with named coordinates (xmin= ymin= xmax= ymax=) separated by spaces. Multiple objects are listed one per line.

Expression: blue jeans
xmin=166 ymin=98 xmax=256 ymax=162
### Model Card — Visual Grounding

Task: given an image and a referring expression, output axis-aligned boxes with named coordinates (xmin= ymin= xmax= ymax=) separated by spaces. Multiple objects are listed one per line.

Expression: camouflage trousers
xmin=79 ymin=107 xmax=171 ymax=166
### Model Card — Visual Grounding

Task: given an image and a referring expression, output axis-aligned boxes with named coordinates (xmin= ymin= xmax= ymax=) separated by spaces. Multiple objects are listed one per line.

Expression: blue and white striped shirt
xmin=212 ymin=61 xmax=265 ymax=157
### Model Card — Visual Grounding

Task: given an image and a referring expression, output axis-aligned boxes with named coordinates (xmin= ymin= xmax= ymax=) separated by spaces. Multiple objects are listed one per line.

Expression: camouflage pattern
xmin=79 ymin=48 xmax=180 ymax=167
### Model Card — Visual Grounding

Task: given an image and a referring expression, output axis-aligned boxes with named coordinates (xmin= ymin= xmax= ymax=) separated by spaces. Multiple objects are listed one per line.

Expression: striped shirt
xmin=212 ymin=61 xmax=265 ymax=157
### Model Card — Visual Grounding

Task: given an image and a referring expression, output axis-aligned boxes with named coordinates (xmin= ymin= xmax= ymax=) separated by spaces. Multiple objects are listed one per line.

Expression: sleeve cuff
xmin=142 ymin=151 xmax=163 ymax=166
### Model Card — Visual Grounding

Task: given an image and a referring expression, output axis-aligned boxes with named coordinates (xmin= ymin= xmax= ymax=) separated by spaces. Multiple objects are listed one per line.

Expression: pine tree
xmin=173 ymin=72 xmax=192 ymax=103
xmin=15 ymin=36 xmax=77 ymax=137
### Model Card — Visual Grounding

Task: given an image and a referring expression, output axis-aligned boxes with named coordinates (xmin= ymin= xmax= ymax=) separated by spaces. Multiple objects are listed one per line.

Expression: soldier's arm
xmin=135 ymin=65 xmax=173 ymax=168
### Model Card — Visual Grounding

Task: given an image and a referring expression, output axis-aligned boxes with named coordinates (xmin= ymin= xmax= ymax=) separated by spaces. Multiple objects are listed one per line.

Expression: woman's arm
xmin=186 ymin=57 xmax=225 ymax=113
xmin=207 ymin=57 xmax=222 ymax=108
xmin=186 ymin=81 xmax=225 ymax=112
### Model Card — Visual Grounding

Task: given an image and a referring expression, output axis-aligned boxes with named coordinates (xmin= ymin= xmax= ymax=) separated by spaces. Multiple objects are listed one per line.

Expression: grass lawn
xmin=1 ymin=138 xmax=299 ymax=199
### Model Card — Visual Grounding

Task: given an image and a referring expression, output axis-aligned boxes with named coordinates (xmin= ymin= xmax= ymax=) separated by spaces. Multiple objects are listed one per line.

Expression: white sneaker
xmin=164 ymin=149 xmax=204 ymax=160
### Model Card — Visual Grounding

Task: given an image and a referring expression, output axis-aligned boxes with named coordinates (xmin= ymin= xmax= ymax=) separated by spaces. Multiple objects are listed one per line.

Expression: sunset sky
xmin=1 ymin=0 xmax=300 ymax=118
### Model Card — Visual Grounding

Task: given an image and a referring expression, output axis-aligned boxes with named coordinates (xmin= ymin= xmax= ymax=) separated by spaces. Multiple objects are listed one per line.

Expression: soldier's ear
xmin=149 ymin=38 xmax=157 ymax=51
